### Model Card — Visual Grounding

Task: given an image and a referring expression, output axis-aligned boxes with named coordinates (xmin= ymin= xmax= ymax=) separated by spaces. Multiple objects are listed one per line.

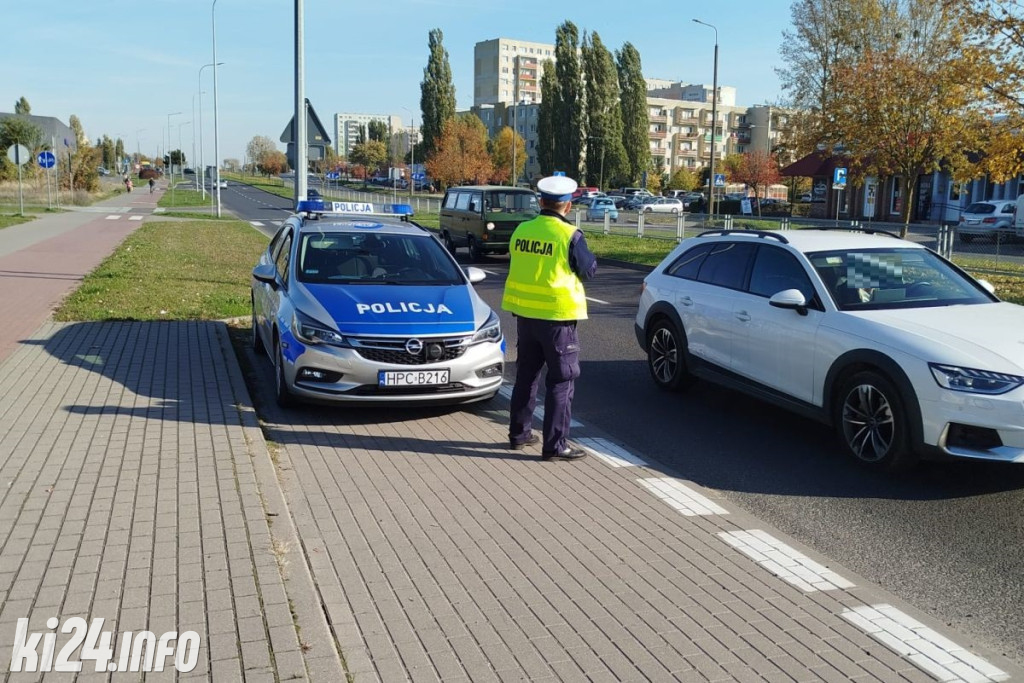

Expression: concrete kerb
xmin=214 ymin=321 xmax=349 ymax=681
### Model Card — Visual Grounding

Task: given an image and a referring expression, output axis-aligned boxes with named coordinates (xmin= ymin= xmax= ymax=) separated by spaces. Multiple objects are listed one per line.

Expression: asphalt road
xmin=226 ymin=180 xmax=1024 ymax=666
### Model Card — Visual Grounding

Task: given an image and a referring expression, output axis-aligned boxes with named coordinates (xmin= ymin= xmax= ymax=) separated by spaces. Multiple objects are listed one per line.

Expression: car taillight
xmin=983 ymin=217 xmax=997 ymax=224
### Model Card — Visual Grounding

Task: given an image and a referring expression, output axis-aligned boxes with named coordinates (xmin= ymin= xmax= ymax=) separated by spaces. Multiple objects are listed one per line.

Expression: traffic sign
xmin=325 ymin=171 xmax=340 ymax=180
xmin=6 ymin=144 xmax=30 ymax=166
xmin=833 ymin=167 xmax=847 ymax=189
xmin=37 ymin=151 xmax=56 ymax=168
xmin=412 ymin=172 xmax=425 ymax=181
xmin=713 ymin=173 xmax=726 ymax=188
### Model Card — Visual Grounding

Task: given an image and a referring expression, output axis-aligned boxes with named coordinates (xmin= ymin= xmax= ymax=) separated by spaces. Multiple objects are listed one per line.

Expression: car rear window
xmin=965 ymin=203 xmax=995 ymax=214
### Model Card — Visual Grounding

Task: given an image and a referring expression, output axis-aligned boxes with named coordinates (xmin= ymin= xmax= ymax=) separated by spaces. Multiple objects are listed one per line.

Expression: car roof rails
xmin=697 ymin=229 xmax=789 ymax=244
xmin=809 ymin=226 xmax=902 ymax=239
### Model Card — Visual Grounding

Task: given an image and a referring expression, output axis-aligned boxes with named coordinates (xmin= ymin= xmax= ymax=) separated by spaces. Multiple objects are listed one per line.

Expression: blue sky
xmin=1 ymin=0 xmax=793 ymax=165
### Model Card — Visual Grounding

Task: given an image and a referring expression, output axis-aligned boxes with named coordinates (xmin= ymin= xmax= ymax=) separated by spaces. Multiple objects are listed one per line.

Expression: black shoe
xmin=509 ymin=433 xmax=539 ymax=450
xmin=541 ymin=446 xmax=587 ymax=461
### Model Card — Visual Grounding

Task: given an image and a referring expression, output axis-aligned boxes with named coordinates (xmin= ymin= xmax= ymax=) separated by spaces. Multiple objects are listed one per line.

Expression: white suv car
xmin=635 ymin=228 xmax=1024 ymax=470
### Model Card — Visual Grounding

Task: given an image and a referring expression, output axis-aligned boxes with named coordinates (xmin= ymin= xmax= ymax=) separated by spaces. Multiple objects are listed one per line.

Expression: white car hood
xmin=852 ymin=302 xmax=1024 ymax=372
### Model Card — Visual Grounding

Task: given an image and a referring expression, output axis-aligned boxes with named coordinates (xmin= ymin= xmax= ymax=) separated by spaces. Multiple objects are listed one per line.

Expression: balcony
xmin=519 ymin=70 xmax=536 ymax=81
xmin=649 ymin=130 xmax=668 ymax=140
xmin=649 ymin=114 xmax=668 ymax=124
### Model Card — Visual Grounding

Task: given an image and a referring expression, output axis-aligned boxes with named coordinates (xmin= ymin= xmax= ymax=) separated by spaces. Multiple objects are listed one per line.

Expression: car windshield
xmin=807 ymin=247 xmax=994 ymax=311
xmin=484 ymin=190 xmax=539 ymax=215
xmin=296 ymin=231 xmax=464 ymax=285
xmin=964 ymin=203 xmax=995 ymax=214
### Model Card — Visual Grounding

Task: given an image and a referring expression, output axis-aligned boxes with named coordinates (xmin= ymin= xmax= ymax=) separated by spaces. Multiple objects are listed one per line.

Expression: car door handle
xmin=735 ymin=311 xmax=751 ymax=322
xmin=678 ymin=296 xmax=693 ymax=306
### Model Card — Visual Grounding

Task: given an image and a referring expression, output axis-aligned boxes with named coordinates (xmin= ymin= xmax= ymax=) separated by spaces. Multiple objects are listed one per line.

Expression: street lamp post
xmin=693 ymin=19 xmax=718 ymax=216
xmin=167 ymin=111 xmax=181 ymax=202
xmin=135 ymin=128 xmax=144 ymax=171
xmin=178 ymin=121 xmax=191 ymax=183
xmin=198 ymin=62 xmax=222 ymax=202
xmin=588 ymin=136 xmax=606 ymax=192
xmin=212 ymin=0 xmax=223 ymax=217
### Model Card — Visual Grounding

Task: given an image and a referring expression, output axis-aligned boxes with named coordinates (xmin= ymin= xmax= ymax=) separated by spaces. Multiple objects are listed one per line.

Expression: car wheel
xmin=442 ymin=232 xmax=456 ymax=254
xmin=835 ymin=370 xmax=915 ymax=471
xmin=672 ymin=208 xmax=680 ymax=215
xmin=251 ymin=299 xmax=265 ymax=356
xmin=960 ymin=234 xmax=975 ymax=243
xmin=274 ymin=337 xmax=296 ymax=408
xmin=646 ymin=318 xmax=693 ymax=391
xmin=468 ymin=237 xmax=485 ymax=262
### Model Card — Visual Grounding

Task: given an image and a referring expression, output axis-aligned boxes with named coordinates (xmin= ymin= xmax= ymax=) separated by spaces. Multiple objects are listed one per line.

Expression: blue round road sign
xmin=37 ymin=151 xmax=56 ymax=169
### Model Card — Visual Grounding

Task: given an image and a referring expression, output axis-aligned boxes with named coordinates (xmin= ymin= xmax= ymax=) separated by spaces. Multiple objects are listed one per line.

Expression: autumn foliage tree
xmin=425 ymin=115 xmax=493 ymax=190
xmin=729 ymin=151 xmax=782 ymax=216
xmin=349 ymin=140 xmax=389 ymax=185
xmin=488 ymin=127 xmax=525 ymax=185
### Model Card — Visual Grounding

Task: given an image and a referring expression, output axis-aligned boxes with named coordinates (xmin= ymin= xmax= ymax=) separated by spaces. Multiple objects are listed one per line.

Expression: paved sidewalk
xmin=248 ymin=366 xmax=1024 ymax=682
xmin=0 ymin=199 xmax=344 ymax=680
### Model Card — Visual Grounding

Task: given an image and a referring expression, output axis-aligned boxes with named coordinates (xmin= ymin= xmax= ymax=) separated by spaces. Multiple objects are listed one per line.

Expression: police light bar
xmin=297 ymin=200 xmax=414 ymax=216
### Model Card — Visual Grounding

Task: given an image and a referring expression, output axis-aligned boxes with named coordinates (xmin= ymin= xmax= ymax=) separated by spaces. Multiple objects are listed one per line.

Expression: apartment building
xmin=471 ymin=101 xmax=542 ymax=183
xmin=647 ymin=81 xmax=737 ymax=107
xmin=334 ymin=113 xmax=403 ymax=157
xmin=474 ymin=38 xmax=555 ymax=107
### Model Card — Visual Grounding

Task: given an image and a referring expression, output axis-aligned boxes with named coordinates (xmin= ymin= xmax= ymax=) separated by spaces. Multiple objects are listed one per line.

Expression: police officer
xmin=503 ymin=173 xmax=597 ymax=460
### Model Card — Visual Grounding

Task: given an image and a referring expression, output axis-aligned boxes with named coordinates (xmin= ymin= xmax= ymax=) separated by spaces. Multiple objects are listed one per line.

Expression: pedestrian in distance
xmin=125 ymin=177 xmax=133 ymax=193
xmin=148 ymin=178 xmax=155 ymax=194
xmin=503 ymin=173 xmax=597 ymax=460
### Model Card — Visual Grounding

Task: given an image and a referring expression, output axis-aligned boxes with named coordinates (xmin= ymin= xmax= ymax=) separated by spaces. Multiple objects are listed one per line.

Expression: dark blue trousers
xmin=509 ymin=317 xmax=581 ymax=454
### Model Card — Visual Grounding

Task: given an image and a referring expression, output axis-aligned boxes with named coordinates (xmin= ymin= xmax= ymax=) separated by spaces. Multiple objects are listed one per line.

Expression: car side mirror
xmin=252 ymin=263 xmax=279 ymax=289
xmin=977 ymin=279 xmax=996 ymax=294
xmin=465 ymin=266 xmax=486 ymax=284
xmin=769 ymin=288 xmax=809 ymax=316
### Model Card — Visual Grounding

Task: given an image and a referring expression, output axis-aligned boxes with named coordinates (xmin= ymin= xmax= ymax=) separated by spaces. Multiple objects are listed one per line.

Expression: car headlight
xmin=929 ymin=363 xmax=1024 ymax=395
xmin=292 ymin=310 xmax=348 ymax=347
xmin=471 ymin=311 xmax=501 ymax=344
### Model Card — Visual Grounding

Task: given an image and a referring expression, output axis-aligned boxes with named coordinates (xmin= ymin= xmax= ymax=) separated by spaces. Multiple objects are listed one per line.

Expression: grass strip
xmin=54 ymin=218 xmax=268 ymax=321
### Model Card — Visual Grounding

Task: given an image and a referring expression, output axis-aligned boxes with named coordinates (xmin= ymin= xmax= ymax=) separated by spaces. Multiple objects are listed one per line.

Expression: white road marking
xmin=586 ymin=296 xmax=610 ymax=304
xmin=153 ymin=208 xmax=166 ymax=213
xmin=129 ymin=215 xmax=144 ymax=221
xmin=104 ymin=215 xmax=120 ymax=220
xmin=718 ymin=530 xmax=854 ymax=592
xmin=576 ymin=437 xmax=648 ymax=467
xmin=638 ymin=477 xmax=728 ymax=516
xmin=250 ymin=221 xmax=265 ymax=227
xmin=497 ymin=384 xmax=583 ymax=427
xmin=841 ymin=604 xmax=1008 ymax=683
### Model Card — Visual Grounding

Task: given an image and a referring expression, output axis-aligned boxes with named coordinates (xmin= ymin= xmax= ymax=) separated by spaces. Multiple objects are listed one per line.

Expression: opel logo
xmin=405 ymin=339 xmax=423 ymax=355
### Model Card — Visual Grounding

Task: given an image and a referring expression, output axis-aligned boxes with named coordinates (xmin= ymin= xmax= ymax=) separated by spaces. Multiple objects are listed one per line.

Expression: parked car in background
xmin=958 ymin=200 xmax=1016 ymax=243
xmin=307 ymin=188 xmax=322 ymax=201
xmin=642 ymin=197 xmax=685 ymax=214
xmin=586 ymin=197 xmax=619 ymax=222
xmin=636 ymin=227 xmax=1023 ymax=471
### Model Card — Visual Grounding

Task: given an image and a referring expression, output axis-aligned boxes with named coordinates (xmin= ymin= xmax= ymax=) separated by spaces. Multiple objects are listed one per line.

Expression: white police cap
xmin=537 ymin=173 xmax=578 ymax=201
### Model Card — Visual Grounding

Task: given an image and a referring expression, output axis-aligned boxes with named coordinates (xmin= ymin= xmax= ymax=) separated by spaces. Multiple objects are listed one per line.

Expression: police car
xmin=251 ymin=200 xmax=504 ymax=406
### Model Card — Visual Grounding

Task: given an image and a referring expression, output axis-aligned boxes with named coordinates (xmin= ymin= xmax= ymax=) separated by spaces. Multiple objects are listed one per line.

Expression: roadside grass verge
xmin=158 ymin=188 xmax=209 ymax=208
xmin=54 ymin=218 xmax=268 ymax=321
xmin=0 ymin=214 xmax=36 ymax=229
xmin=159 ymin=210 xmax=233 ymax=220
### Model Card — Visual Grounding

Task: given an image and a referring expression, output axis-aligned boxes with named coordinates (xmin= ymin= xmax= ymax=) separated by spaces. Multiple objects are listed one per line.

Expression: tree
xmin=367 ymin=120 xmax=389 ymax=143
xmin=425 ymin=114 xmax=493 ymax=189
xmin=537 ymin=62 xmax=557 ymax=176
xmin=582 ymin=32 xmax=627 ymax=189
xmin=617 ymin=42 xmax=650 ymax=185
xmin=260 ymin=151 xmax=288 ymax=176
xmin=489 ymin=127 xmax=526 ymax=185
xmin=553 ymin=21 xmax=585 ymax=178
xmin=246 ymin=135 xmax=277 ymax=170
xmin=823 ymin=1 xmax=987 ymax=234
xmin=730 ymin=151 xmax=783 ymax=216
xmin=349 ymin=140 xmax=389 ymax=185
xmin=666 ymin=168 xmax=699 ymax=191
xmin=420 ymin=28 xmax=457 ymax=163
xmin=14 ymin=97 xmax=30 ymax=115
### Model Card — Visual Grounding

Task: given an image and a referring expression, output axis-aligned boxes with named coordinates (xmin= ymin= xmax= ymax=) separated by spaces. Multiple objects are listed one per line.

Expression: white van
xmin=1016 ymin=194 xmax=1024 ymax=237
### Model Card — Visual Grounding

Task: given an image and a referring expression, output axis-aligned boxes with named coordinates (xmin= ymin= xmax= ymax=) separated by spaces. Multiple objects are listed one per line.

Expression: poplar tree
xmin=14 ymin=97 xmax=31 ymax=115
xmin=616 ymin=42 xmax=650 ymax=185
xmin=537 ymin=63 xmax=557 ymax=176
xmin=553 ymin=21 xmax=585 ymax=178
xmin=582 ymin=32 xmax=626 ymax=188
xmin=420 ymin=28 xmax=456 ymax=164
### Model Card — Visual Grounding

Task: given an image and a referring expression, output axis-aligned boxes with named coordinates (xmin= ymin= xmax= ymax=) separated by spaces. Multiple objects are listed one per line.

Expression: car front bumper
xmin=281 ymin=332 xmax=505 ymax=405
xmin=921 ymin=389 xmax=1024 ymax=463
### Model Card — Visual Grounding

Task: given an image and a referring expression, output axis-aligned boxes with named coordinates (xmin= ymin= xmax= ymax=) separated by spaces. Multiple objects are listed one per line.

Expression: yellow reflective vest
xmin=501 ymin=213 xmax=588 ymax=321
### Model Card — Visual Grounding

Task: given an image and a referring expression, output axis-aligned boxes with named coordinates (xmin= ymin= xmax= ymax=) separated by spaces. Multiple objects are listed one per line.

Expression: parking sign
xmin=833 ymin=167 xmax=847 ymax=189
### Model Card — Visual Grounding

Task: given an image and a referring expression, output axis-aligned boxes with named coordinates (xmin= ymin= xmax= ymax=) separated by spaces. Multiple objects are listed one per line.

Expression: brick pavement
xmin=0 ymin=195 xmax=344 ymax=681
xmin=248 ymin=368 xmax=1024 ymax=682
